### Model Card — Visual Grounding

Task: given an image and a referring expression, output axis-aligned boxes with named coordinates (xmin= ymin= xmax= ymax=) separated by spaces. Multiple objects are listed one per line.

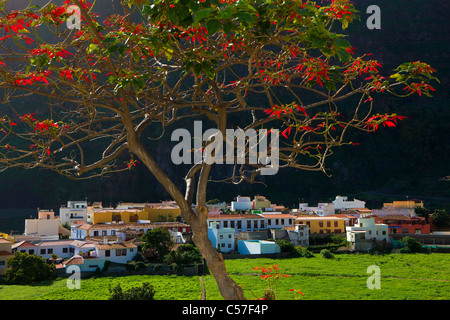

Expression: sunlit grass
xmin=0 ymin=253 xmax=448 ymax=300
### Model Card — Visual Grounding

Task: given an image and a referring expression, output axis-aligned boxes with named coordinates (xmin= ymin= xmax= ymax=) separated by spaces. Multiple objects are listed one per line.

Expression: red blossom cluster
xmin=295 ymin=56 xmax=330 ymax=87
xmin=344 ymin=57 xmax=382 ymax=76
xmin=364 ymin=114 xmax=407 ymax=131
xmin=323 ymin=0 xmax=354 ymax=20
xmin=14 ymin=70 xmax=52 ymax=86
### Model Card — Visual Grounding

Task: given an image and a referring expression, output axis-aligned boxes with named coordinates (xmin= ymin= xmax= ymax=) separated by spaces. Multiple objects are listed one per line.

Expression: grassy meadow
xmin=0 ymin=253 xmax=448 ymax=300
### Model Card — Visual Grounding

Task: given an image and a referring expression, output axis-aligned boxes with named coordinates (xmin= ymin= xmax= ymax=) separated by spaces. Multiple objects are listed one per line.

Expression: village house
xmin=207 ymin=222 xmax=235 ymax=253
xmin=94 ymin=237 xmax=137 ymax=264
xmin=294 ymin=216 xmax=346 ymax=235
xmin=71 ymin=221 xmax=190 ymax=244
xmin=237 ymin=240 xmax=281 ymax=255
xmin=371 ymin=215 xmax=431 ymax=234
xmin=230 ymin=195 xmax=272 ymax=212
xmin=24 ymin=210 xmax=61 ymax=241
xmin=0 ymin=238 xmax=14 ymax=275
xmin=207 ymin=213 xmax=268 ymax=233
xmin=59 ymin=201 xmax=89 ymax=226
xmin=257 ymin=213 xmax=294 ymax=229
xmin=346 ymin=218 xmax=389 ymax=251
xmin=332 ymin=196 xmax=366 ymax=210
xmin=371 ymin=199 xmax=424 ymax=218
xmin=298 ymin=202 xmax=335 ymax=216
xmin=11 ymin=239 xmax=96 ymax=260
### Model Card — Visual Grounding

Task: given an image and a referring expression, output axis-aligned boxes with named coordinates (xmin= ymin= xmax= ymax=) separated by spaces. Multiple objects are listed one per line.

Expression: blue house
xmin=237 ymin=240 xmax=281 ymax=255
xmin=208 ymin=222 xmax=236 ymax=253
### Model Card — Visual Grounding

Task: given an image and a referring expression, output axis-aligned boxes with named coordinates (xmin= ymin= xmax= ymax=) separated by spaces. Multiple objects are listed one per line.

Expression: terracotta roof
xmin=259 ymin=214 xmax=295 ymax=219
xmin=373 ymin=215 xmax=414 ymax=221
xmin=0 ymin=238 xmax=12 ymax=244
xmin=207 ymin=214 xmax=265 ymax=220
xmin=330 ymin=214 xmax=359 ymax=219
xmin=295 ymin=216 xmax=345 ymax=220
xmin=95 ymin=242 xmax=137 ymax=250
xmin=13 ymin=241 xmax=36 ymax=248
xmin=0 ymin=250 xmax=13 ymax=256
xmin=63 ymin=255 xmax=84 ymax=266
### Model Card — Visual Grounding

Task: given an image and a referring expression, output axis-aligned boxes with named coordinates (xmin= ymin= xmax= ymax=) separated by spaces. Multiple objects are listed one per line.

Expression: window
xmin=40 ymin=249 xmax=46 ymax=254
xmin=111 ymin=230 xmax=116 ymax=236
xmin=48 ymin=249 xmax=53 ymax=254
xmin=63 ymin=248 xmax=68 ymax=253
xmin=228 ymin=244 xmax=231 ymax=248
xmin=221 ymin=243 xmax=225 ymax=247
xmin=219 ymin=235 xmax=223 ymax=239
xmin=116 ymin=249 xmax=122 ymax=256
xmin=93 ymin=231 xmax=99 ymax=236
xmin=102 ymin=230 xmax=107 ymax=236
xmin=319 ymin=221 xmax=323 ymax=227
xmin=105 ymin=250 xmax=110 ymax=257
xmin=335 ymin=229 xmax=341 ymax=233
xmin=334 ymin=221 xmax=338 ymax=227
xmin=275 ymin=219 xmax=279 ymax=225
xmin=247 ymin=220 xmax=251 ymax=229
xmin=228 ymin=234 xmax=232 ymax=239
xmin=327 ymin=221 xmax=331 ymax=227
xmin=382 ymin=231 xmax=386 ymax=235
xmin=122 ymin=249 xmax=127 ymax=256
xmin=223 ymin=221 xmax=228 ymax=228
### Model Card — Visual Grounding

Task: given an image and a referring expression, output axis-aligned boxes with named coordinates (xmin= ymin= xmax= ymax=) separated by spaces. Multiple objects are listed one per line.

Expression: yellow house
xmin=0 ymin=238 xmax=14 ymax=275
xmin=92 ymin=209 xmax=145 ymax=224
xmin=383 ymin=200 xmax=424 ymax=209
xmin=92 ymin=206 xmax=181 ymax=224
xmin=253 ymin=196 xmax=271 ymax=210
xmin=294 ymin=216 xmax=346 ymax=234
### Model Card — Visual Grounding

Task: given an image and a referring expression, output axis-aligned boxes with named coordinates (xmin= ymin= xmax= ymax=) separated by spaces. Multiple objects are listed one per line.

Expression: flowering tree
xmin=0 ymin=0 xmax=437 ymax=299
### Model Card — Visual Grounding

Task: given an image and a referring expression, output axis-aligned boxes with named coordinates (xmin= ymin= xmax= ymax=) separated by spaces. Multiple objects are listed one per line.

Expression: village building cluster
xmin=0 ymin=195 xmax=437 ymax=276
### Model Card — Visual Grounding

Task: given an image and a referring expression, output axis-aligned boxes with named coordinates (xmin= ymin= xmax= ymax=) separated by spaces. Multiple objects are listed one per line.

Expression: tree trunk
xmin=187 ymin=207 xmax=245 ymax=300
xmin=128 ymin=140 xmax=245 ymax=300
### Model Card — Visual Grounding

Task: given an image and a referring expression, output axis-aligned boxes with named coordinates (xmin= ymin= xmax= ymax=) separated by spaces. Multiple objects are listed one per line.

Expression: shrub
xmin=400 ymin=237 xmax=423 ymax=253
xmin=109 ymin=282 xmax=155 ymax=300
xmin=296 ymin=246 xmax=315 ymax=258
xmin=320 ymin=249 xmax=335 ymax=259
xmin=3 ymin=252 xmax=56 ymax=285
xmin=276 ymin=239 xmax=296 ymax=254
xmin=164 ymin=244 xmax=202 ymax=266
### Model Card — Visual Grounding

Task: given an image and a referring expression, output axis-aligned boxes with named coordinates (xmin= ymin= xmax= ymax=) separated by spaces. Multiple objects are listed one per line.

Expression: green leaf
xmin=194 ymin=8 xmax=214 ymax=23
xmin=236 ymin=11 xmax=254 ymax=23
xmin=206 ymin=19 xmax=221 ymax=35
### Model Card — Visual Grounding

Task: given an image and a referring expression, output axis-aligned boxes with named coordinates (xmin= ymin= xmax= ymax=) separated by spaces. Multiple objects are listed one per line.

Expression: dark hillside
xmin=0 ymin=0 xmax=448 ymax=221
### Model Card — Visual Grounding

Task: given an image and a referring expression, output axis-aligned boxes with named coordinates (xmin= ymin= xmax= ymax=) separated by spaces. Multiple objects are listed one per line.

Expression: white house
xmin=258 ymin=213 xmax=294 ymax=229
xmin=207 ymin=213 xmax=267 ymax=233
xmin=59 ymin=201 xmax=88 ymax=226
xmin=94 ymin=238 xmax=137 ymax=264
xmin=12 ymin=239 xmax=96 ymax=260
xmin=231 ymin=196 xmax=253 ymax=211
xmin=287 ymin=224 xmax=309 ymax=247
xmin=346 ymin=218 xmax=389 ymax=251
xmin=208 ymin=222 xmax=235 ymax=253
xmin=333 ymin=196 xmax=366 ymax=210
xmin=299 ymin=202 xmax=335 ymax=216
xmin=24 ymin=210 xmax=60 ymax=240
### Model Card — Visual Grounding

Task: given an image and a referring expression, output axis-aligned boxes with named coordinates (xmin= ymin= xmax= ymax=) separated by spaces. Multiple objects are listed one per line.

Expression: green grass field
xmin=0 ymin=253 xmax=448 ymax=300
